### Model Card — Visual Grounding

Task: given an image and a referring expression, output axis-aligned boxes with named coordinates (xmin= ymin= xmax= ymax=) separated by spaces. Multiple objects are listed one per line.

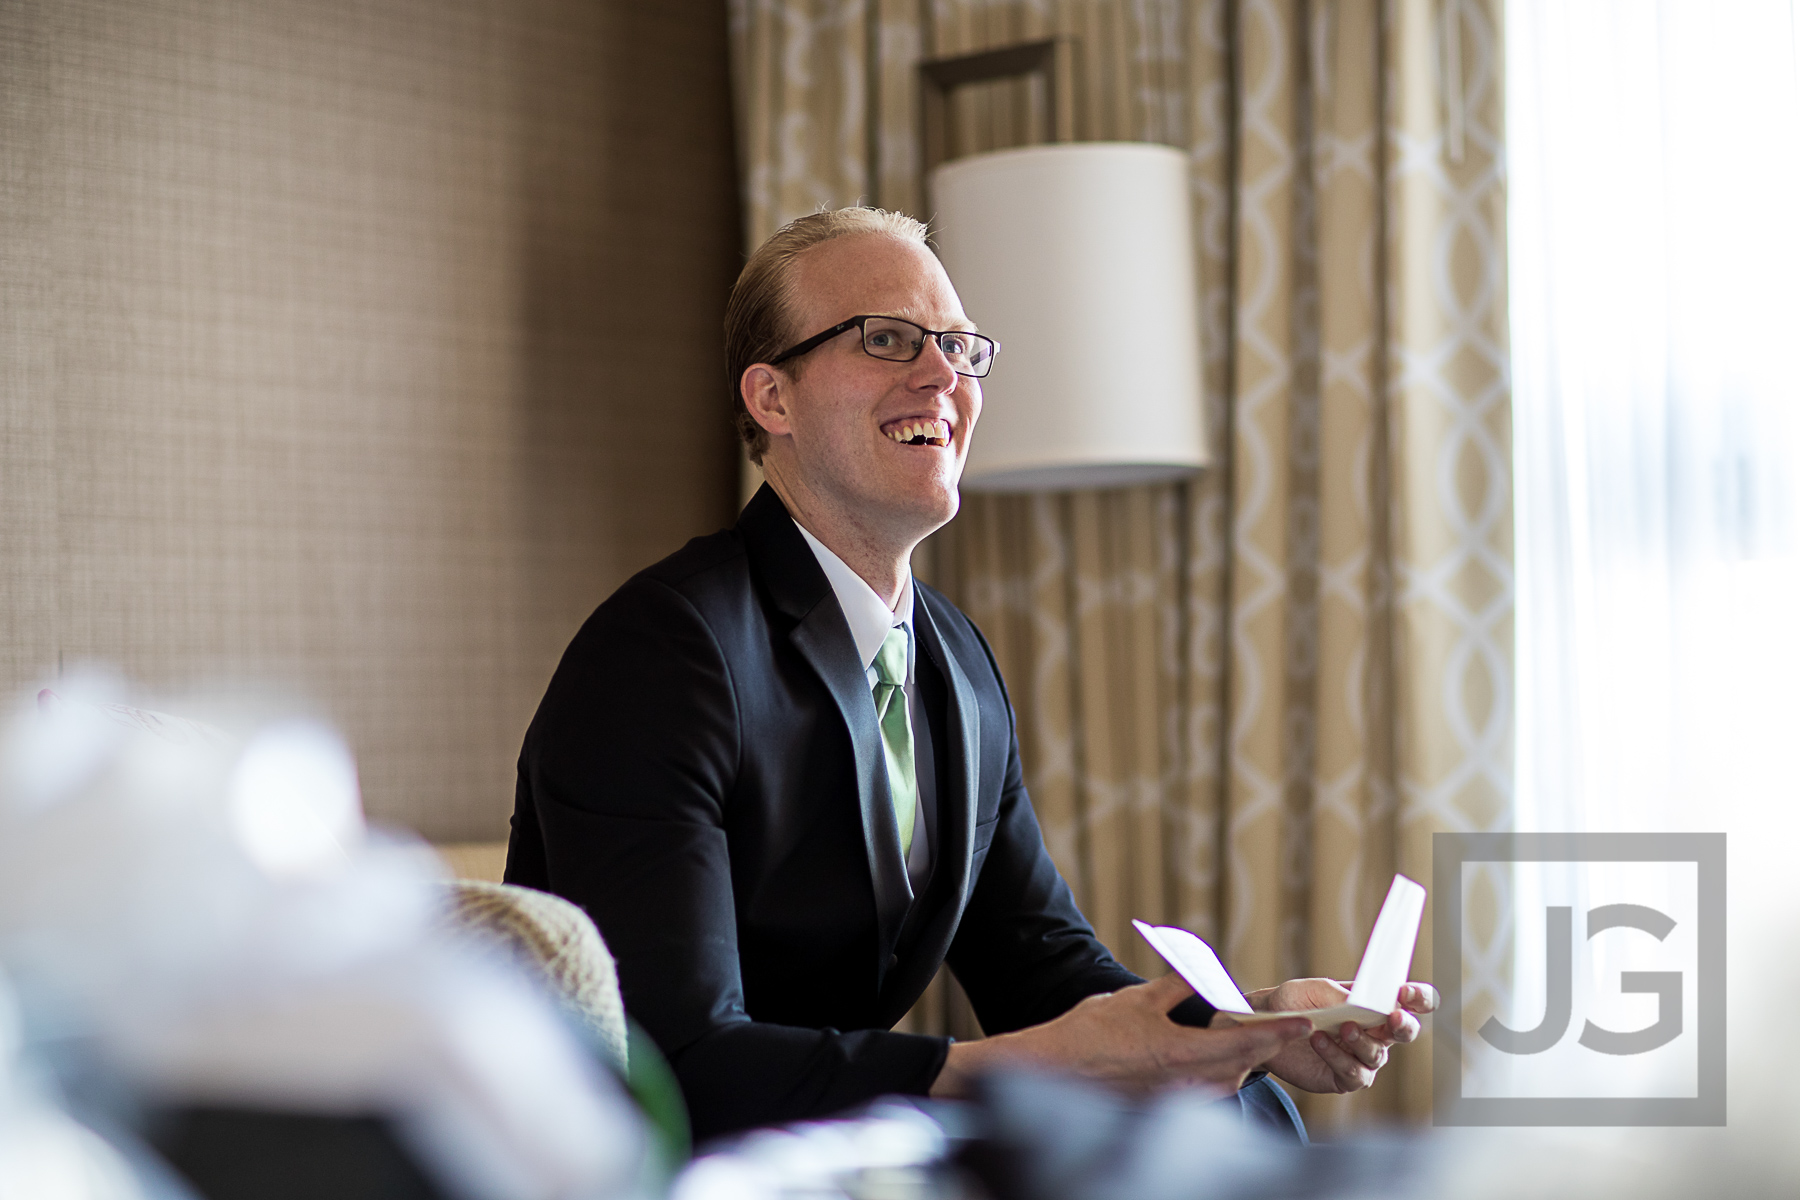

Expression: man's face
xmin=756 ymin=233 xmax=983 ymax=538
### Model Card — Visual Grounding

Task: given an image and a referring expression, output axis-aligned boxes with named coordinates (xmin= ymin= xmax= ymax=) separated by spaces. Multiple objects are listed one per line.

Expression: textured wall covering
xmin=0 ymin=0 xmax=742 ymax=840
xmin=729 ymin=0 xmax=1511 ymax=1127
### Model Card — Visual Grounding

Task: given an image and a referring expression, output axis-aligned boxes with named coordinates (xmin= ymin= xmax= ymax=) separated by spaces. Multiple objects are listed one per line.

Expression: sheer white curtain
xmin=1501 ymin=0 xmax=1800 ymax=1100
xmin=1510 ymin=0 xmax=1800 ymax=836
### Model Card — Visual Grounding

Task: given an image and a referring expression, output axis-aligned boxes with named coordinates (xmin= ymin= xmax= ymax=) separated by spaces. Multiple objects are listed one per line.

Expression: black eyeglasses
xmin=768 ymin=315 xmax=999 ymax=378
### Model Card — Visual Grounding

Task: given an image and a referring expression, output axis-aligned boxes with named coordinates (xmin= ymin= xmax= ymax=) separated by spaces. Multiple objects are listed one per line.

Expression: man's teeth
xmin=884 ymin=419 xmax=951 ymax=446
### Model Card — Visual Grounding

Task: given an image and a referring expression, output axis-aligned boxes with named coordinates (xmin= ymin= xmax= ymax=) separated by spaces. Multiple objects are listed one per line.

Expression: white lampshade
xmin=932 ymin=142 xmax=1210 ymax=492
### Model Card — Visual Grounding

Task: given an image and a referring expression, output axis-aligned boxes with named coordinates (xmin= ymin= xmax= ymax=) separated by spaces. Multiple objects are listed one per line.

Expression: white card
xmin=1130 ymin=920 xmax=1254 ymax=1014
xmin=1135 ymin=873 xmax=1426 ymax=1032
xmin=1344 ymin=874 xmax=1428 ymax=1015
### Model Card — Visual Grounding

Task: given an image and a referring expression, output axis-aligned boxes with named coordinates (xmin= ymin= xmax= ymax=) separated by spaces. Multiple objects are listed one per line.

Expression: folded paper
xmin=1134 ymin=874 xmax=1426 ymax=1032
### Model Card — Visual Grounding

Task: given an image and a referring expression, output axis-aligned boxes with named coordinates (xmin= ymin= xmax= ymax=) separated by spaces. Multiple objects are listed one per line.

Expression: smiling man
xmin=505 ymin=208 xmax=1434 ymax=1141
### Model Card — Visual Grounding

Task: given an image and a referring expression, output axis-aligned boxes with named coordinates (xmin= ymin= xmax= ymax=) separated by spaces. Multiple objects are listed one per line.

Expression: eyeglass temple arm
xmin=768 ymin=317 xmax=863 ymax=366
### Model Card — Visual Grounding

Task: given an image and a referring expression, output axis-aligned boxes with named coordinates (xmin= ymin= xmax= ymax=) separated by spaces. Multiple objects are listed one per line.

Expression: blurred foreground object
xmin=673 ymin=1096 xmax=952 ymax=1200
xmin=674 ymin=1023 xmax=1800 ymax=1200
xmin=439 ymin=879 xmax=695 ymax=1179
xmin=0 ymin=970 xmax=150 ymax=1200
xmin=0 ymin=671 xmax=645 ymax=1200
xmin=672 ymin=1073 xmax=1412 ymax=1200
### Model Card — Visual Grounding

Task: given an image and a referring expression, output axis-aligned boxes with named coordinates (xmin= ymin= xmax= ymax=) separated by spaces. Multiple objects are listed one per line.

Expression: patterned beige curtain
xmin=728 ymin=0 xmax=1510 ymax=1127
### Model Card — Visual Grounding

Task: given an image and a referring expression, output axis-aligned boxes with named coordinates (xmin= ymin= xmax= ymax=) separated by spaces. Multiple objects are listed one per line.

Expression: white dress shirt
xmin=793 ymin=520 xmax=933 ymax=892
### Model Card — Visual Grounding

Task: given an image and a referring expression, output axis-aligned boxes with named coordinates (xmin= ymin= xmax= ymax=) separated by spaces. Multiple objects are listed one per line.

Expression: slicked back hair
xmin=725 ymin=207 xmax=932 ymax=465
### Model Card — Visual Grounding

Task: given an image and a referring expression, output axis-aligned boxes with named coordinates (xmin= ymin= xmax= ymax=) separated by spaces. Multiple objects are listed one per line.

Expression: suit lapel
xmin=876 ymin=587 xmax=982 ymax=1021
xmin=738 ymin=486 xmax=913 ymax=977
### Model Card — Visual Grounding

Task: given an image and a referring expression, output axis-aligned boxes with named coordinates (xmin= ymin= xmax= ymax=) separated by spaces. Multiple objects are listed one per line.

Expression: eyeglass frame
xmin=766 ymin=314 xmax=999 ymax=378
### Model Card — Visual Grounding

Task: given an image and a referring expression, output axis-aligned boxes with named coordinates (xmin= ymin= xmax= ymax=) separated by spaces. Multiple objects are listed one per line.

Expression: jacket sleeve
xmin=507 ymin=576 xmax=949 ymax=1140
xmin=942 ymin=626 xmax=1219 ymax=1035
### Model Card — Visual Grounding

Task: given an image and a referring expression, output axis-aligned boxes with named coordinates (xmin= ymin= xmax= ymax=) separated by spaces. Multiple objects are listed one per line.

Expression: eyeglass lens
xmin=860 ymin=317 xmax=995 ymax=377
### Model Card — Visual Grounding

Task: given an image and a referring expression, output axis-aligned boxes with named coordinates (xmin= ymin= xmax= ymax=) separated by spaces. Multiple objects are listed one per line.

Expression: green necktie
xmin=871 ymin=626 xmax=917 ymax=859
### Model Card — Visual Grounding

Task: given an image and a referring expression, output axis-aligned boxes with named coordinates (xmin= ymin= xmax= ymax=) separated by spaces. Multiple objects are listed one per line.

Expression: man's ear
xmin=741 ymin=364 xmax=794 ymax=439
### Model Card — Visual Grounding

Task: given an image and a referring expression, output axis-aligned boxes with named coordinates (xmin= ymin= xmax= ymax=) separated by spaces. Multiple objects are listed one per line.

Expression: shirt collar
xmin=793 ymin=519 xmax=913 ymax=675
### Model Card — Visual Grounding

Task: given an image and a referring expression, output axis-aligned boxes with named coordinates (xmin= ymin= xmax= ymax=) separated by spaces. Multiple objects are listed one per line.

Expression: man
xmin=506 ymin=207 xmax=1435 ymax=1140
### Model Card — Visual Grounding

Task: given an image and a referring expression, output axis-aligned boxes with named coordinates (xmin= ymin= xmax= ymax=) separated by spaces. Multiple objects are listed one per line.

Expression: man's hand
xmin=1229 ymin=978 xmax=1440 ymax=1094
xmin=929 ymin=973 xmax=1311 ymax=1100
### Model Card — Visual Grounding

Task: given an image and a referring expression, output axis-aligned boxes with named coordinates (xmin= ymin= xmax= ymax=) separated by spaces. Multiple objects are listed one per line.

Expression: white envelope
xmin=1133 ymin=874 xmax=1427 ymax=1032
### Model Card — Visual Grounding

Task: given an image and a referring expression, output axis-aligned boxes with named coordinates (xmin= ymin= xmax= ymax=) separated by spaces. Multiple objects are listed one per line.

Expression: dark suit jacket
xmin=506 ymin=485 xmax=1214 ymax=1138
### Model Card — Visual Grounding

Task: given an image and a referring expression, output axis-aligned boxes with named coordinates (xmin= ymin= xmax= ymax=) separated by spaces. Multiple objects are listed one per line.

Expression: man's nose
xmin=911 ymin=335 xmax=960 ymax=389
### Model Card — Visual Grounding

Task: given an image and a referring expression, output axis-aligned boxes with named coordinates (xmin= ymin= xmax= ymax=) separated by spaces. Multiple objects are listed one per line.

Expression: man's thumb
xmin=1143 ymin=970 xmax=1197 ymax=1008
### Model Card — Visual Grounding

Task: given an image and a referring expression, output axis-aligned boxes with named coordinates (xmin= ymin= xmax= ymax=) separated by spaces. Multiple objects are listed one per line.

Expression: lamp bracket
xmin=918 ymin=37 xmax=1078 ymax=197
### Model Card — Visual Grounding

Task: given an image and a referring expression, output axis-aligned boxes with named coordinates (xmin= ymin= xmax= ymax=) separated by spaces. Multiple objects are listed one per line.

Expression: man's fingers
xmin=1157 ymin=1017 xmax=1310 ymax=1091
xmin=1185 ymin=1017 xmax=1310 ymax=1072
xmin=1335 ymin=1023 xmax=1385 ymax=1069
xmin=1310 ymin=1031 xmax=1377 ymax=1091
xmin=1383 ymin=1009 xmax=1423 ymax=1044
xmin=1400 ymin=982 xmax=1440 ymax=1013
xmin=1235 ymin=1018 xmax=1313 ymax=1067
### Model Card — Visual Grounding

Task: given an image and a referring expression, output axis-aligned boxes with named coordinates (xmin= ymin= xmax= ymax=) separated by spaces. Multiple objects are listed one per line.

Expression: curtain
xmin=728 ymin=0 xmax=1511 ymax=1126
xmin=1510 ymin=0 xmax=1800 ymax=834
xmin=1504 ymin=0 xmax=1800 ymax=1097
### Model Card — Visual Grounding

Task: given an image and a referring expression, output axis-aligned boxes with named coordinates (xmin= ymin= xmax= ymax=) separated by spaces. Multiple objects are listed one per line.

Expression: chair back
xmin=441 ymin=879 xmax=630 ymax=1072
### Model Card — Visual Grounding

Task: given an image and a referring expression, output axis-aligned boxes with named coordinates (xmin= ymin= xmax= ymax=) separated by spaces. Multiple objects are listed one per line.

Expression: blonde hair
xmin=725 ymin=207 xmax=931 ymax=464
